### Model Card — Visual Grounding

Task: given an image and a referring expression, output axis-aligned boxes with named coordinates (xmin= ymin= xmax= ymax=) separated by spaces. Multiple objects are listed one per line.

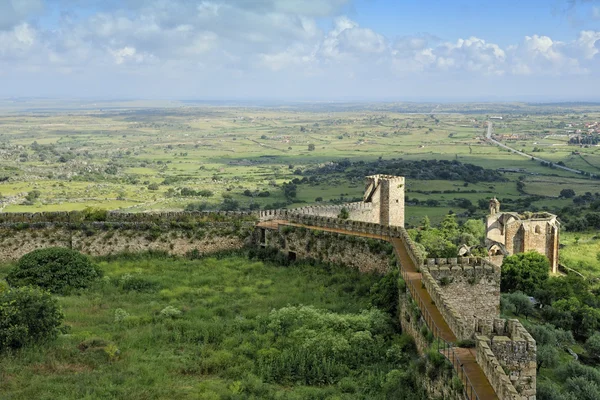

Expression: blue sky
xmin=0 ymin=0 xmax=599 ymax=100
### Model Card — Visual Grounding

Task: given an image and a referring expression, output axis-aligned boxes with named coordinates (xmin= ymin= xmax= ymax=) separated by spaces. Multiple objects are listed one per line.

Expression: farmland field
xmin=1 ymin=101 xmax=599 ymax=226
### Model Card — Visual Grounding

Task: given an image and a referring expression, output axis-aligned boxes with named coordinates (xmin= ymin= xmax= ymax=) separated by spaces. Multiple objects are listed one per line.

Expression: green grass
xmin=0 ymin=254 xmax=415 ymax=400
xmin=560 ymin=232 xmax=600 ymax=276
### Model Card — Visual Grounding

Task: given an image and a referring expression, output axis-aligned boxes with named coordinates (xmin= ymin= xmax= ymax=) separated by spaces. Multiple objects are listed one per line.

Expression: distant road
xmin=485 ymin=121 xmax=592 ymax=177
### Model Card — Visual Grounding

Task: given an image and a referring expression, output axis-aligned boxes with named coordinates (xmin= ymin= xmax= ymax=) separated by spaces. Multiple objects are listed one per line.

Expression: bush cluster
xmin=7 ymin=247 xmax=102 ymax=294
xmin=0 ymin=286 xmax=63 ymax=351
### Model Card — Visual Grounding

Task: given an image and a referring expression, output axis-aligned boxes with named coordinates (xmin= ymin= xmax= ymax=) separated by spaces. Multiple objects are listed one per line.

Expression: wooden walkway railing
xmin=257 ymin=220 xmax=498 ymax=400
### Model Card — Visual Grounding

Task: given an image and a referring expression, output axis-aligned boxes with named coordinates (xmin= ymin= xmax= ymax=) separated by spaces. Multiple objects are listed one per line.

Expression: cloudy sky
xmin=1 ymin=0 xmax=599 ymax=100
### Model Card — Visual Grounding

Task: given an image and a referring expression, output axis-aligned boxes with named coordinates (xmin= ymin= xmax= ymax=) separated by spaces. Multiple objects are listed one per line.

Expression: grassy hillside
xmin=0 ymin=253 xmax=420 ymax=400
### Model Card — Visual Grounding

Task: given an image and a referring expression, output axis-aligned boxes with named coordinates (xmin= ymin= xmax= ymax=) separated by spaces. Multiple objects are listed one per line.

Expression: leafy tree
xmin=147 ymin=183 xmax=159 ymax=191
xmin=198 ymin=189 xmax=213 ymax=197
xmin=7 ymin=248 xmax=102 ymax=294
xmin=502 ymin=292 xmax=534 ymax=318
xmin=534 ymin=276 xmax=576 ymax=306
xmin=585 ymin=333 xmax=600 ymax=360
xmin=418 ymin=229 xmax=457 ymax=258
xmin=440 ymin=213 xmax=459 ymax=239
xmin=462 ymin=219 xmax=485 ymax=242
xmin=184 ymin=202 xmax=208 ymax=212
xmin=220 ymin=198 xmax=239 ymax=211
xmin=501 ymin=252 xmax=550 ymax=294
xmin=338 ymin=207 xmax=350 ymax=220
xmin=0 ymin=286 xmax=64 ymax=351
xmin=537 ymin=345 xmax=560 ymax=371
xmin=369 ymin=270 xmax=399 ymax=318
xmin=82 ymin=207 xmax=108 ymax=222
xmin=560 ymin=189 xmax=576 ymax=199
xmin=307 ymin=143 xmax=315 ymax=151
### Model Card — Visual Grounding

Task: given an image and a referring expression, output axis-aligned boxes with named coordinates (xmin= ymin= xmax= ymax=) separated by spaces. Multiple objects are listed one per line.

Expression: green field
xmin=1 ymin=104 xmax=598 ymax=221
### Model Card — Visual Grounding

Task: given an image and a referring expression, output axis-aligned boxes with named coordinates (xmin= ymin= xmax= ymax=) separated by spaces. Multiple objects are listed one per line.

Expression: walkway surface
xmin=258 ymin=220 xmax=498 ymax=400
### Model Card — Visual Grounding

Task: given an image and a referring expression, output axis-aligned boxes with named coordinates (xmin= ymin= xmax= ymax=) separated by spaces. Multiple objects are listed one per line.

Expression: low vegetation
xmin=7 ymin=247 xmax=102 ymax=294
xmin=0 ymin=250 xmax=425 ymax=399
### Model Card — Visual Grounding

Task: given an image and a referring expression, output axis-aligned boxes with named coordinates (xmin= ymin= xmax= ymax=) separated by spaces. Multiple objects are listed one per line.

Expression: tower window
xmin=535 ymin=226 xmax=541 ymax=234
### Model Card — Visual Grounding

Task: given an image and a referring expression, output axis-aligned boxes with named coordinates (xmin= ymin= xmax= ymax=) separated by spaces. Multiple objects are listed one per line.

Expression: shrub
xmin=114 ymin=308 xmax=130 ymax=323
xmin=369 ymin=269 xmax=399 ymax=318
xmin=160 ymin=306 xmax=182 ymax=318
xmin=7 ymin=247 xmax=102 ymax=294
xmin=82 ymin=207 xmax=108 ymax=221
xmin=0 ymin=286 xmax=64 ymax=351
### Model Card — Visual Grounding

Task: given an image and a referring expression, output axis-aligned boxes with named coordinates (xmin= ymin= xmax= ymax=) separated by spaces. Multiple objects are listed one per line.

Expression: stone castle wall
xmin=0 ymin=211 xmax=257 ymax=261
xmin=424 ymin=258 xmax=501 ymax=337
xmin=280 ymin=174 xmax=405 ymax=227
xmin=286 ymin=201 xmax=376 ymax=223
xmin=476 ymin=319 xmax=536 ymax=400
xmin=256 ymin=225 xmax=393 ymax=274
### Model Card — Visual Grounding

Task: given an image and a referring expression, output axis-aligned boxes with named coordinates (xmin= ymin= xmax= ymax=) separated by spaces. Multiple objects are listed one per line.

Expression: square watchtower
xmin=364 ymin=175 xmax=405 ymax=227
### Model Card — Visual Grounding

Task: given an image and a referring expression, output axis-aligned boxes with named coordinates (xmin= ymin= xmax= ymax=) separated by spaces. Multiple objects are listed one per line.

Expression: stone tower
xmin=364 ymin=175 xmax=405 ymax=227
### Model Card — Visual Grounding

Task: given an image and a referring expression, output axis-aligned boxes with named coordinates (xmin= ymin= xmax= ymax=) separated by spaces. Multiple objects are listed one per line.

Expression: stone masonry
xmin=486 ymin=198 xmax=560 ymax=273
xmin=290 ymin=174 xmax=405 ymax=227
xmin=476 ymin=319 xmax=537 ymax=400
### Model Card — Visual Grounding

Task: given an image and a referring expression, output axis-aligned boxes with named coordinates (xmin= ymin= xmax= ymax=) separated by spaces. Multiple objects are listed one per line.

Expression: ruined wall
xmin=425 ymin=258 xmax=501 ymax=336
xmin=0 ymin=211 xmax=257 ymax=261
xmin=255 ymin=224 xmax=393 ymax=274
xmin=486 ymin=210 xmax=560 ymax=273
xmin=476 ymin=319 xmax=536 ymax=400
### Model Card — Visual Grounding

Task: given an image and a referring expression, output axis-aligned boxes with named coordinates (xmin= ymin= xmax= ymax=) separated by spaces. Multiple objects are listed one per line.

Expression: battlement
xmin=476 ymin=319 xmax=536 ymax=400
xmin=425 ymin=257 xmax=501 ymax=271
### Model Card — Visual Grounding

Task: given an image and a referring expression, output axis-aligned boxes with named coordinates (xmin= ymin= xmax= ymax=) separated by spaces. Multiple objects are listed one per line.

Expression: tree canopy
xmin=501 ymin=251 xmax=550 ymax=294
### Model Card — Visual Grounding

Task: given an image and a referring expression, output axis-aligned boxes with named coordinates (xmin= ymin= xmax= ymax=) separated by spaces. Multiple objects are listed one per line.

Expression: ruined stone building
xmin=290 ymin=174 xmax=405 ymax=227
xmin=486 ymin=198 xmax=560 ymax=273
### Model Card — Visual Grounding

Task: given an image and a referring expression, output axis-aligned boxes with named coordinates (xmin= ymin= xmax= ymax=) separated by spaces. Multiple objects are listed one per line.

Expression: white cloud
xmin=0 ymin=0 xmax=599 ymax=98
xmin=0 ymin=23 xmax=36 ymax=57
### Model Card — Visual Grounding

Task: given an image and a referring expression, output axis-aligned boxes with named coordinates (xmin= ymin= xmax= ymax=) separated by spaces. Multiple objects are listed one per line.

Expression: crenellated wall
xmin=424 ymin=258 xmax=501 ymax=337
xmin=275 ymin=174 xmax=405 ymax=227
xmin=476 ymin=319 xmax=537 ymax=400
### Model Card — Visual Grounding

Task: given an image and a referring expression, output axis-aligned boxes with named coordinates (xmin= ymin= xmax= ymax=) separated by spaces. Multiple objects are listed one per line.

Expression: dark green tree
xmin=7 ymin=248 xmax=102 ymax=294
xmin=501 ymin=252 xmax=550 ymax=294
xmin=0 ymin=287 xmax=64 ymax=350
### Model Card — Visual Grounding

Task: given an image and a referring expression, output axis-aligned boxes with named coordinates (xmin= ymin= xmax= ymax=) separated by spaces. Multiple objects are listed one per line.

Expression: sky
xmin=0 ymin=0 xmax=599 ymax=101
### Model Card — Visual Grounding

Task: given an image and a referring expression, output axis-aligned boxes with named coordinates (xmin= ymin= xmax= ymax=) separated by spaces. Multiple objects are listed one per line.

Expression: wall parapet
xmin=476 ymin=336 xmax=520 ymax=400
xmin=420 ymin=269 xmax=471 ymax=340
xmin=425 ymin=257 xmax=501 ymax=272
xmin=475 ymin=319 xmax=536 ymax=400
xmin=0 ymin=211 xmax=258 ymax=224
